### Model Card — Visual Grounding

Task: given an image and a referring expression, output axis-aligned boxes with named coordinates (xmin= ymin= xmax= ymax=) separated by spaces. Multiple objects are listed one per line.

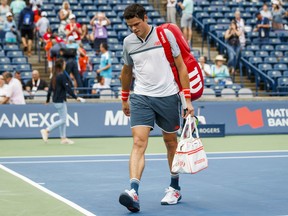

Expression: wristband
xmin=182 ymin=88 xmax=191 ymax=99
xmin=121 ymin=90 xmax=130 ymax=101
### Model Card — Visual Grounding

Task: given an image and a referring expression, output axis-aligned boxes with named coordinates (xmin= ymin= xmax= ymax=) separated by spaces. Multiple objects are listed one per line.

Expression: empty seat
xmin=147 ymin=11 xmax=160 ymax=19
xmin=211 ymin=85 xmax=224 ymax=97
xmin=221 ymin=88 xmax=236 ymax=98
xmin=226 ymin=84 xmax=242 ymax=93
xmin=204 ymin=77 xmax=216 ymax=87
xmin=0 ymin=57 xmax=11 ymax=64
xmin=12 ymin=57 xmax=28 ymax=64
xmin=258 ymin=63 xmax=273 ymax=72
xmin=153 ymin=18 xmax=165 ymax=25
xmin=238 ymin=88 xmax=253 ymax=98
xmin=3 ymin=44 xmax=20 ymax=52
xmin=6 ymin=51 xmax=24 ymax=59
xmin=274 ymin=64 xmax=288 ymax=71
xmin=242 ymin=50 xmax=254 ymax=58
xmin=283 ymin=71 xmax=288 ymax=77
xmin=112 ymin=64 xmax=122 ymax=72
xmin=261 ymin=45 xmax=274 ymax=51
xmin=202 ymin=88 xmax=216 ymax=98
xmin=246 ymin=45 xmax=260 ymax=51
xmin=109 ymin=44 xmax=123 ymax=52
xmin=267 ymin=70 xmax=282 ymax=80
xmin=15 ymin=64 xmax=31 ymax=72
xmin=280 ymin=57 xmax=288 ymax=64
xmin=98 ymin=5 xmax=113 ymax=11
xmin=249 ymin=57 xmax=262 ymax=65
xmin=255 ymin=51 xmax=269 ymax=58
xmin=270 ymin=51 xmax=283 ymax=57
xmin=275 ymin=45 xmax=288 ymax=51
xmin=99 ymin=89 xmax=114 ymax=99
xmin=269 ymin=38 xmax=281 ymax=45
xmin=0 ymin=64 xmax=14 ymax=73
xmin=264 ymin=57 xmax=278 ymax=65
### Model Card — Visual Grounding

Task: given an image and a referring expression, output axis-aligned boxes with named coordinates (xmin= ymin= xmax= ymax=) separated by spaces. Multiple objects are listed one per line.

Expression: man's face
xmin=4 ymin=77 xmax=11 ymax=84
xmin=125 ymin=16 xmax=148 ymax=39
xmin=15 ymin=73 xmax=21 ymax=80
xmin=32 ymin=71 xmax=39 ymax=80
xmin=70 ymin=18 xmax=75 ymax=24
xmin=199 ymin=57 xmax=205 ymax=64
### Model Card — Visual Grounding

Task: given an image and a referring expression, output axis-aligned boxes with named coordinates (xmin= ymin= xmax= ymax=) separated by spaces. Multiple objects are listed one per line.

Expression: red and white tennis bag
xmin=156 ymin=23 xmax=204 ymax=101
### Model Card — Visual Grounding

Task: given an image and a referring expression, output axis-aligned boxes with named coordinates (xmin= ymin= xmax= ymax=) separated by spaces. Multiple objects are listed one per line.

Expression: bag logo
xmin=159 ymin=32 xmax=166 ymax=43
xmin=194 ymin=158 xmax=206 ymax=165
xmin=189 ymin=67 xmax=203 ymax=94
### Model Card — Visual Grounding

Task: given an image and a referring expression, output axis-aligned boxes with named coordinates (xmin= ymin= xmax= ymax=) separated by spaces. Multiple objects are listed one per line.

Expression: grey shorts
xmin=181 ymin=13 xmax=193 ymax=28
xmin=130 ymin=94 xmax=180 ymax=133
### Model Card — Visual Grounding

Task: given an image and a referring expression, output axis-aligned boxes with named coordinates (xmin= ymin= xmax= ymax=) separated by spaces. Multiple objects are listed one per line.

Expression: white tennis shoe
xmin=161 ymin=186 xmax=182 ymax=205
xmin=40 ymin=129 xmax=48 ymax=142
xmin=61 ymin=139 xmax=74 ymax=144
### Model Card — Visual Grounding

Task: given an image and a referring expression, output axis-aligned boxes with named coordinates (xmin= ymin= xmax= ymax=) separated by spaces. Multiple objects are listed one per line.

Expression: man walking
xmin=119 ymin=3 xmax=194 ymax=213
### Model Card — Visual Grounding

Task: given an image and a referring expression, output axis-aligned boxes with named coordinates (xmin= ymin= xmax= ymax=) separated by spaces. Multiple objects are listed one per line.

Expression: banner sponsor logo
xmin=236 ymin=107 xmax=264 ymax=129
xmin=104 ymin=110 xmax=129 ymax=126
xmin=266 ymin=108 xmax=288 ymax=127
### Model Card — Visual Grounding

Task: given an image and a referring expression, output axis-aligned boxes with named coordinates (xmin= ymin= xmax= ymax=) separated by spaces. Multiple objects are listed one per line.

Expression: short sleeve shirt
xmin=6 ymin=78 xmax=25 ymax=104
xmin=65 ymin=23 xmax=81 ymax=41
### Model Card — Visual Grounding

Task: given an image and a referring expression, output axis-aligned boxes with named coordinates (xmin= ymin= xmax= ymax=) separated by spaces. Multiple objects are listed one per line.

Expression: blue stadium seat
xmin=109 ymin=44 xmax=123 ymax=52
xmin=0 ymin=64 xmax=14 ymax=73
xmin=274 ymin=64 xmax=288 ymax=71
xmin=98 ymin=5 xmax=112 ymax=12
xmin=42 ymin=4 xmax=54 ymax=11
xmin=258 ymin=63 xmax=273 ymax=72
xmin=118 ymin=30 xmax=130 ymax=41
xmin=94 ymin=0 xmax=107 ymax=5
xmin=81 ymin=0 xmax=93 ymax=6
xmin=110 ymin=78 xmax=121 ymax=87
xmin=74 ymin=11 xmax=87 ymax=18
xmin=269 ymin=38 xmax=281 ymax=45
xmin=21 ymin=72 xmax=32 ymax=81
xmin=107 ymin=30 xmax=118 ymax=38
xmin=249 ymin=57 xmax=263 ymax=65
xmin=270 ymin=51 xmax=283 ymax=58
xmin=105 ymin=11 xmax=117 ymax=18
xmin=3 ymin=44 xmax=20 ymax=52
xmin=217 ymin=18 xmax=230 ymax=24
xmin=218 ymin=6 xmax=230 ymax=13
xmin=246 ymin=45 xmax=260 ymax=51
xmin=242 ymin=50 xmax=254 ymax=58
xmin=283 ymin=71 xmax=288 ymax=77
xmin=135 ymin=0 xmax=149 ymax=6
xmin=50 ymin=0 xmax=62 ymax=5
xmin=245 ymin=7 xmax=258 ymax=13
xmin=241 ymin=12 xmax=252 ymax=19
xmin=112 ymin=64 xmax=122 ymax=72
xmin=224 ymin=12 xmax=234 ymax=19
xmin=108 ymin=0 xmax=121 ymax=7
xmin=49 ymin=17 xmax=60 ymax=24
xmin=279 ymin=57 xmax=288 ymax=64
xmin=275 ymin=45 xmax=288 ymax=51
xmin=46 ymin=10 xmax=56 ymax=17
xmin=83 ymin=71 xmax=96 ymax=86
xmin=111 ymin=58 xmax=119 ymax=64
xmin=267 ymin=70 xmax=282 ymax=80
xmin=210 ymin=12 xmax=224 ymax=19
xmin=50 ymin=24 xmax=59 ymax=32
xmin=15 ymin=64 xmax=31 ymax=72
xmin=211 ymin=85 xmax=224 ymax=97
xmin=144 ymin=5 xmax=154 ymax=12
xmin=255 ymin=51 xmax=269 ymax=58
xmin=204 ymin=77 xmax=216 ymax=87
xmin=198 ymin=1 xmax=210 ymax=7
xmin=0 ymin=50 xmax=4 ymax=57
xmin=113 ymin=5 xmax=128 ymax=13
xmin=153 ymin=18 xmax=165 ymax=26
xmin=0 ymin=57 xmax=10 ymax=64
xmin=261 ymin=45 xmax=274 ymax=52
xmin=204 ymin=6 xmax=217 ymax=13
xmin=264 ymin=57 xmax=278 ymax=65
xmin=6 ymin=51 xmax=24 ymax=59
xmin=246 ymin=31 xmax=259 ymax=39
xmin=83 ymin=5 xmax=97 ymax=12
xmin=68 ymin=0 xmax=78 ymax=5
xmin=12 ymin=57 xmax=28 ymax=65
xmin=77 ymin=17 xmax=90 ymax=25
xmin=113 ymin=24 xmax=127 ymax=33
xmin=107 ymin=38 xmax=119 ymax=44
xmin=109 ymin=17 xmax=122 ymax=25
xmin=148 ymin=11 xmax=161 ymax=19
xmin=226 ymin=84 xmax=242 ymax=93
xmin=90 ymin=57 xmax=101 ymax=65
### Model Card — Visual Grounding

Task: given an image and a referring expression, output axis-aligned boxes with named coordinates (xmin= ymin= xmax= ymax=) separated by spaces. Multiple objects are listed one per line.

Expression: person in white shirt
xmin=91 ymin=75 xmax=110 ymax=95
xmin=198 ymin=56 xmax=211 ymax=77
xmin=234 ymin=10 xmax=246 ymax=49
xmin=0 ymin=75 xmax=8 ymax=104
xmin=2 ymin=72 xmax=25 ymax=104
xmin=166 ymin=0 xmax=176 ymax=24
xmin=36 ymin=11 xmax=50 ymax=37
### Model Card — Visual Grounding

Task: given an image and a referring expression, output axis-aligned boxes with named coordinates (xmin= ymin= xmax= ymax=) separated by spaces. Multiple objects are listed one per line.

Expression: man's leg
xmin=188 ymin=27 xmax=192 ymax=46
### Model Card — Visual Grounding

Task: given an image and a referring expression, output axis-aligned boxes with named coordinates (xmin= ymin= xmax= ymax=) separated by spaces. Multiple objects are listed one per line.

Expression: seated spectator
xmin=211 ymin=55 xmax=232 ymax=85
xmin=78 ymin=43 xmax=90 ymax=77
xmin=260 ymin=3 xmax=272 ymax=26
xmin=0 ymin=74 xmax=8 ymax=104
xmin=91 ymin=75 xmax=110 ymax=95
xmin=234 ymin=10 xmax=246 ymax=48
xmin=225 ymin=20 xmax=241 ymax=75
xmin=58 ymin=1 xmax=72 ymax=37
xmin=90 ymin=12 xmax=110 ymax=54
xmin=3 ymin=12 xmax=18 ymax=44
xmin=25 ymin=70 xmax=48 ymax=95
xmin=80 ymin=24 xmax=93 ymax=44
xmin=36 ymin=11 xmax=49 ymax=38
xmin=2 ymin=71 xmax=25 ymax=104
xmin=97 ymin=42 xmax=112 ymax=86
xmin=10 ymin=0 xmax=26 ymax=28
xmin=65 ymin=14 xmax=82 ymax=44
xmin=271 ymin=0 xmax=287 ymax=30
xmin=254 ymin=12 xmax=270 ymax=44
xmin=198 ymin=56 xmax=211 ymax=77
xmin=0 ymin=0 xmax=10 ymax=30
xmin=14 ymin=71 xmax=25 ymax=89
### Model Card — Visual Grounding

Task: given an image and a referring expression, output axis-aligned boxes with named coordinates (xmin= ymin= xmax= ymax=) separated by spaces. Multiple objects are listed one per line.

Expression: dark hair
xmin=100 ymin=42 xmax=108 ymax=51
xmin=97 ymin=75 xmax=103 ymax=83
xmin=3 ymin=72 xmax=13 ymax=79
xmin=123 ymin=4 xmax=146 ymax=20
xmin=256 ymin=12 xmax=261 ymax=17
xmin=51 ymin=58 xmax=65 ymax=89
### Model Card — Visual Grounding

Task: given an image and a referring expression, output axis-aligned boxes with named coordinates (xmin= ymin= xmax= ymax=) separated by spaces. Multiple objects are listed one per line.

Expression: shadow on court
xmin=1 ymin=153 xmax=288 ymax=216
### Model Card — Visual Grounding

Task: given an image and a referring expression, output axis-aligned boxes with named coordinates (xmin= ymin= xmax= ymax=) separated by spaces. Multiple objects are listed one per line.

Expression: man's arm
xmin=174 ymin=54 xmax=194 ymax=117
xmin=121 ymin=64 xmax=133 ymax=117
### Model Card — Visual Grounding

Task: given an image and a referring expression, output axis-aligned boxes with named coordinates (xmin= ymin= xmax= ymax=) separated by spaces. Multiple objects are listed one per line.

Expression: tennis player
xmin=119 ymin=4 xmax=194 ymax=212
xmin=40 ymin=58 xmax=81 ymax=144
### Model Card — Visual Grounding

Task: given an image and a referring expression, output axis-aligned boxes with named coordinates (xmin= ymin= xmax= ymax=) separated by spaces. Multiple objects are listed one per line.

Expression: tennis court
xmin=1 ymin=135 xmax=288 ymax=216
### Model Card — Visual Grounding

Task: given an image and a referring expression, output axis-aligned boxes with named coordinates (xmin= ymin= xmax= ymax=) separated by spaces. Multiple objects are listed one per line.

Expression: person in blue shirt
xmin=3 ymin=12 xmax=17 ymax=43
xmin=97 ymin=42 xmax=112 ymax=86
xmin=177 ymin=0 xmax=193 ymax=46
xmin=41 ymin=58 xmax=81 ymax=145
xmin=254 ymin=12 xmax=270 ymax=44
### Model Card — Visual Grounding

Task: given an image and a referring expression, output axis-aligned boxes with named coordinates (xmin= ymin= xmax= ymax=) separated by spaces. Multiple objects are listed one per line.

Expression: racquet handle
xmin=179 ymin=91 xmax=187 ymax=109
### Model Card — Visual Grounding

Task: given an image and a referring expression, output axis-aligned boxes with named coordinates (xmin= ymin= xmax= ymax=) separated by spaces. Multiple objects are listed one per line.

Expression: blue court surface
xmin=1 ymin=151 xmax=288 ymax=216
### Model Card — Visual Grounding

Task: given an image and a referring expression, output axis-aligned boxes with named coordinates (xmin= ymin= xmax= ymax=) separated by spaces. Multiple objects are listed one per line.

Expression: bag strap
xmin=180 ymin=116 xmax=199 ymax=140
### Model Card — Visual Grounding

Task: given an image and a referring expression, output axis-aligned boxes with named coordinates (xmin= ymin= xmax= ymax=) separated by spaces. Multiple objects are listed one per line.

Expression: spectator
xmin=254 ymin=12 xmax=270 ymax=44
xmin=80 ymin=24 xmax=92 ymax=44
xmin=58 ymin=1 xmax=72 ymax=37
xmin=271 ymin=0 xmax=287 ymax=30
xmin=0 ymin=0 xmax=10 ymax=30
xmin=2 ymin=71 xmax=25 ymax=104
xmin=198 ymin=56 xmax=211 ymax=77
xmin=90 ymin=12 xmax=110 ymax=54
xmin=234 ymin=10 xmax=246 ymax=48
xmin=35 ymin=11 xmax=49 ymax=37
xmin=177 ymin=0 xmax=193 ymax=46
xmin=260 ymin=3 xmax=273 ymax=25
xmin=14 ymin=71 xmax=25 ymax=89
xmin=29 ymin=0 xmax=42 ymax=11
xmin=78 ymin=43 xmax=90 ymax=77
xmin=166 ymin=0 xmax=176 ymax=24
xmin=18 ymin=0 xmax=34 ymax=57
xmin=211 ymin=55 xmax=231 ymax=84
xmin=3 ymin=12 xmax=17 ymax=44
xmin=225 ymin=20 xmax=241 ymax=75
xmin=91 ymin=75 xmax=109 ymax=95
xmin=10 ymin=0 xmax=26 ymax=28
xmin=44 ymin=34 xmax=53 ymax=79
xmin=97 ymin=42 xmax=112 ymax=86
xmin=65 ymin=14 xmax=81 ymax=44
xmin=50 ymin=35 xmax=66 ymax=59
xmin=0 ymin=74 xmax=8 ymax=104
xmin=25 ymin=70 xmax=48 ymax=95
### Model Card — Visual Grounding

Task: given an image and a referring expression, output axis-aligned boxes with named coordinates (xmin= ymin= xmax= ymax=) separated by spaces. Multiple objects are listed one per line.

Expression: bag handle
xmin=180 ymin=116 xmax=199 ymax=140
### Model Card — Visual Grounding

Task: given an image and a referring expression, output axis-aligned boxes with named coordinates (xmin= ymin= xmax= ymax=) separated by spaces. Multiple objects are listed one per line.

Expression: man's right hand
xmin=122 ymin=101 xmax=130 ymax=117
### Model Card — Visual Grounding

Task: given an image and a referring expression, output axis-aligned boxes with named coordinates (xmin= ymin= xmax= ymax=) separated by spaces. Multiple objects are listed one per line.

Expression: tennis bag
xmin=156 ymin=23 xmax=204 ymax=101
xmin=172 ymin=116 xmax=208 ymax=174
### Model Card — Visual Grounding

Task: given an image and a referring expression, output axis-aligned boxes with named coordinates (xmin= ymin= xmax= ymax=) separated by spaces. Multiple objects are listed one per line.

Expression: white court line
xmin=1 ymin=155 xmax=288 ymax=164
xmin=1 ymin=150 xmax=288 ymax=159
xmin=0 ymin=164 xmax=96 ymax=216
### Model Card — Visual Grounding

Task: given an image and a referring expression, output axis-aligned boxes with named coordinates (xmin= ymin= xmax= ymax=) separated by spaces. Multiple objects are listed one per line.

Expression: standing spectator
xmin=90 ymin=12 xmax=110 ymax=54
xmin=254 ymin=12 xmax=270 ymax=44
xmin=65 ymin=14 xmax=81 ymax=44
xmin=198 ymin=56 xmax=211 ymax=77
xmin=0 ymin=75 xmax=8 ymax=104
xmin=35 ymin=11 xmax=49 ymax=37
xmin=271 ymin=0 xmax=287 ymax=30
xmin=18 ymin=0 xmax=34 ymax=57
xmin=29 ymin=0 xmax=42 ymax=12
xmin=41 ymin=58 xmax=81 ymax=144
xmin=177 ymin=0 xmax=193 ymax=46
xmin=260 ymin=3 xmax=273 ymax=26
xmin=42 ymin=26 xmax=52 ymax=43
xmin=25 ymin=70 xmax=48 ymax=94
xmin=58 ymin=1 xmax=72 ymax=37
xmin=234 ymin=10 xmax=246 ymax=48
xmin=50 ymin=35 xmax=66 ymax=59
xmin=10 ymin=0 xmax=26 ymax=28
xmin=166 ymin=0 xmax=176 ymax=24
xmin=210 ymin=55 xmax=231 ymax=84
xmin=0 ymin=0 xmax=9 ymax=30
xmin=2 ymin=71 xmax=25 ymax=104
xmin=97 ymin=43 xmax=112 ymax=86
xmin=3 ymin=12 xmax=17 ymax=44
xmin=80 ymin=24 xmax=92 ymax=44
xmin=14 ymin=71 xmax=25 ymax=89
xmin=225 ymin=20 xmax=241 ymax=75
xmin=44 ymin=34 xmax=53 ymax=79
xmin=91 ymin=75 xmax=110 ymax=95
xmin=78 ymin=43 xmax=90 ymax=77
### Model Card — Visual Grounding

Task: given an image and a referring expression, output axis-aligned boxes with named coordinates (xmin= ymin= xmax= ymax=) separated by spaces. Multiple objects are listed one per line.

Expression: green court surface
xmin=1 ymin=135 xmax=288 ymax=216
